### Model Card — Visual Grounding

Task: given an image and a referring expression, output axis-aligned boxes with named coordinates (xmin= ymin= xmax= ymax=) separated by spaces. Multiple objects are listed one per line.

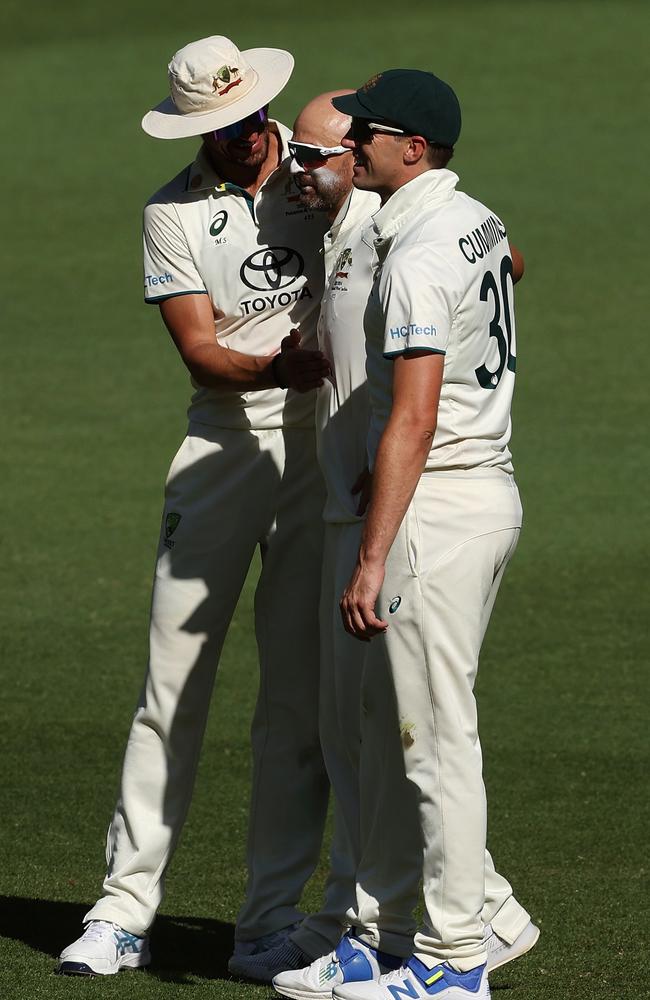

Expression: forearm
xmin=159 ymin=294 xmax=280 ymax=391
xmin=360 ymin=413 xmax=433 ymax=567
xmin=183 ymin=340 xmax=277 ymax=390
xmin=159 ymin=297 xmax=328 ymax=393
xmin=340 ymin=351 xmax=441 ymax=642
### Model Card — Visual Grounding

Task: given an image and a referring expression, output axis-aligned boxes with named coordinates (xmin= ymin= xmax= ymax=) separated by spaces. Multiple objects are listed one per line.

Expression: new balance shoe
xmin=230 ymin=939 xmax=311 ymax=983
xmin=273 ymin=933 xmax=402 ymax=1000
xmin=484 ymin=919 xmax=539 ymax=972
xmin=332 ymin=957 xmax=489 ymax=1000
xmin=57 ymin=920 xmax=150 ymax=976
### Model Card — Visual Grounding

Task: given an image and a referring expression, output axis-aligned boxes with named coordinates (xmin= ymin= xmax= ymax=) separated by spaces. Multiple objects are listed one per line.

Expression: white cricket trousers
xmin=295 ymin=515 xmax=530 ymax=961
xmin=358 ymin=472 xmax=526 ymax=969
xmin=86 ymin=423 xmax=330 ymax=939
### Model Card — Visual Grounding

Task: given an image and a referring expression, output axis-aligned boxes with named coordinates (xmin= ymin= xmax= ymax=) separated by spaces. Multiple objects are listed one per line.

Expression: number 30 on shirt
xmin=475 ymin=255 xmax=516 ymax=390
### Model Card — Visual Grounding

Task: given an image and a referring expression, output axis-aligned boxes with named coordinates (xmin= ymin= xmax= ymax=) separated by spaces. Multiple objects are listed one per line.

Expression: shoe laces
xmin=81 ymin=921 xmax=114 ymax=942
xmin=380 ymin=966 xmax=409 ymax=985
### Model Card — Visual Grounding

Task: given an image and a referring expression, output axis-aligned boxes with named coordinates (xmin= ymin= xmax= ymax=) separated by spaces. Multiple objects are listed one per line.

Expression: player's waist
xmin=188 ymin=384 xmax=315 ymax=430
xmin=420 ymin=466 xmax=515 ymax=480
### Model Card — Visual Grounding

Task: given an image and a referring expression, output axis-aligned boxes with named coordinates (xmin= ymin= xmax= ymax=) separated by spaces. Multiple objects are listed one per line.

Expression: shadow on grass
xmin=0 ymin=896 xmax=235 ymax=983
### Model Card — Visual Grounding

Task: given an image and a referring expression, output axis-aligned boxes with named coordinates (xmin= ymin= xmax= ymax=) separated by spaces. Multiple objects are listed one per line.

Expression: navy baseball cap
xmin=332 ymin=69 xmax=461 ymax=146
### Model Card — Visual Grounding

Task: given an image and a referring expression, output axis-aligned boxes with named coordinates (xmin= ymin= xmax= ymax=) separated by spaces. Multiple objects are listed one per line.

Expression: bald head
xmin=293 ymin=89 xmax=353 ymax=147
xmin=291 ymin=90 xmax=355 ymax=219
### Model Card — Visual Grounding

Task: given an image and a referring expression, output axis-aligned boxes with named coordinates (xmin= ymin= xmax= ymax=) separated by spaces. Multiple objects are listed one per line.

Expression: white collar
xmin=328 ymin=187 xmax=379 ymax=242
xmin=371 ymin=168 xmax=459 ymax=243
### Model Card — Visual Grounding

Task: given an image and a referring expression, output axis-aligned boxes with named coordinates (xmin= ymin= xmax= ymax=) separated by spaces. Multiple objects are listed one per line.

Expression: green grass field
xmin=1 ymin=1 xmax=649 ymax=997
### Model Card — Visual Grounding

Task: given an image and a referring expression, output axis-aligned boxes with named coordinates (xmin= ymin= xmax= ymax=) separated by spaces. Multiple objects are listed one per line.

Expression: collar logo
xmin=212 ymin=65 xmax=242 ymax=97
xmin=361 ymin=73 xmax=383 ymax=92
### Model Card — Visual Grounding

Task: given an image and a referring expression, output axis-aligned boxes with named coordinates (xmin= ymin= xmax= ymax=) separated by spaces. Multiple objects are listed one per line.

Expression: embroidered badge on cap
xmin=212 ymin=65 xmax=242 ymax=97
xmin=362 ymin=73 xmax=383 ymax=92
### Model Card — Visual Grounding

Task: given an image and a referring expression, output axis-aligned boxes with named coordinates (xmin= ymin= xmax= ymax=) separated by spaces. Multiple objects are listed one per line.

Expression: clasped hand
xmin=273 ymin=329 xmax=331 ymax=393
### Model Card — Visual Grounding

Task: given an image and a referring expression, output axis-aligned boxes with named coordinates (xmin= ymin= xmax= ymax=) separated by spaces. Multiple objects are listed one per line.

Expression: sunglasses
xmin=349 ymin=119 xmax=408 ymax=142
xmin=210 ymin=106 xmax=269 ymax=142
xmin=288 ymin=141 xmax=349 ymax=167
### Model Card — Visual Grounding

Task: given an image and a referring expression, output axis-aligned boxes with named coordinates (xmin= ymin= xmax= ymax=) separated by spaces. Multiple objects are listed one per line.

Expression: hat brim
xmin=142 ymin=47 xmax=294 ymax=139
xmin=331 ymin=92 xmax=376 ymax=120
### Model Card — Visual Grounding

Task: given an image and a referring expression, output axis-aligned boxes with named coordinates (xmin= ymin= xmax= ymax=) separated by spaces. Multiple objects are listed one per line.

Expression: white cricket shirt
xmin=316 ymin=187 xmax=380 ymax=523
xmin=364 ymin=169 xmax=517 ymax=473
xmin=143 ymin=121 xmax=328 ymax=430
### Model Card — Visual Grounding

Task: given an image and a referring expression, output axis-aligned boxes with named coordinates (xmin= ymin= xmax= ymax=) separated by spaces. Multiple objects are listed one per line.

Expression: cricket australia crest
xmin=212 ymin=65 xmax=242 ymax=97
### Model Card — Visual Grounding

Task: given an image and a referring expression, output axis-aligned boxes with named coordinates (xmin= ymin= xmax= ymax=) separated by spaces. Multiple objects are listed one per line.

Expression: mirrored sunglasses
xmin=211 ymin=106 xmax=269 ymax=142
xmin=288 ymin=141 xmax=349 ymax=167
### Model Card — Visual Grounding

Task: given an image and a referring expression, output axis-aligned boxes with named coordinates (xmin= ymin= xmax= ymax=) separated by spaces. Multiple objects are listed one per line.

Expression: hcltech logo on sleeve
xmin=145 ymin=272 xmax=175 ymax=289
xmin=389 ymin=323 xmax=437 ymax=339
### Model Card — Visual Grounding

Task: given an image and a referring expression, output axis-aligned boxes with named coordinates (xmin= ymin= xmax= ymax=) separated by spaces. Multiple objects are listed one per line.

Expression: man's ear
xmin=403 ymin=135 xmax=427 ymax=165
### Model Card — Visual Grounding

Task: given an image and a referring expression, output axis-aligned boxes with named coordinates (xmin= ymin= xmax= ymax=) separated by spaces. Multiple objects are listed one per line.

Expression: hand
xmin=273 ymin=329 xmax=331 ymax=393
xmin=340 ymin=558 xmax=388 ymax=642
xmin=351 ymin=466 xmax=372 ymax=516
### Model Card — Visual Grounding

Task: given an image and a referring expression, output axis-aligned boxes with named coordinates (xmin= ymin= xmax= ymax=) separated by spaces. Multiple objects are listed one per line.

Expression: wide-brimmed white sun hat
xmin=142 ymin=35 xmax=294 ymax=139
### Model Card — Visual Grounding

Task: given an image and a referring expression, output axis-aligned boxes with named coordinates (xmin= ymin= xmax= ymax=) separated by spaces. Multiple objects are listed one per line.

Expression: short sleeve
xmin=379 ymin=245 xmax=461 ymax=358
xmin=143 ymin=201 xmax=207 ymax=304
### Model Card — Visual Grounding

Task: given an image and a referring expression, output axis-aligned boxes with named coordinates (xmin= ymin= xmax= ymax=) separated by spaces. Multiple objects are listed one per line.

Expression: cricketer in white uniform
xmin=230 ymin=96 xmax=419 ymax=988
xmin=58 ymin=35 xmax=337 ymax=978
xmin=281 ymin=98 xmax=424 ymax=981
xmin=330 ymin=72 xmax=531 ymax=1000
xmin=239 ymin=95 xmax=537 ymax=998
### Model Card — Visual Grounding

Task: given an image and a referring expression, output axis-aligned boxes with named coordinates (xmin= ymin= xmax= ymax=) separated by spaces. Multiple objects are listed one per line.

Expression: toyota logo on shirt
xmin=240 ymin=247 xmax=304 ymax=291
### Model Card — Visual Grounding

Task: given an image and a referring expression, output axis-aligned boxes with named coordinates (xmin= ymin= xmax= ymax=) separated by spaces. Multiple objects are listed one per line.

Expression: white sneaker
xmin=228 ymin=922 xmax=304 ymax=980
xmin=57 ymin=920 xmax=150 ymax=976
xmin=273 ymin=934 xmax=402 ymax=1000
xmin=332 ymin=958 xmax=489 ymax=1000
xmin=485 ymin=920 xmax=539 ymax=971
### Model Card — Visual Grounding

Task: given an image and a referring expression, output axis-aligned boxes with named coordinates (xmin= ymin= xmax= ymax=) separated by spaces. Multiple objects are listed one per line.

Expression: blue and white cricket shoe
xmin=57 ymin=920 xmax=151 ymax=976
xmin=273 ymin=932 xmax=402 ymax=1000
xmin=484 ymin=919 xmax=539 ymax=971
xmin=332 ymin=957 xmax=489 ymax=1000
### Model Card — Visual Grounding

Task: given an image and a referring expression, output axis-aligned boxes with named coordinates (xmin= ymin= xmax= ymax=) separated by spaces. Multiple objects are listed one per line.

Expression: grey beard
xmin=300 ymin=166 xmax=348 ymax=213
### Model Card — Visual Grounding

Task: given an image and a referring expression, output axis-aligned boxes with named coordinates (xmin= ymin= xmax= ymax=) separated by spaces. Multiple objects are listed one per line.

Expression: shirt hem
xmin=144 ymin=289 xmax=208 ymax=304
xmin=383 ymin=347 xmax=446 ymax=358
